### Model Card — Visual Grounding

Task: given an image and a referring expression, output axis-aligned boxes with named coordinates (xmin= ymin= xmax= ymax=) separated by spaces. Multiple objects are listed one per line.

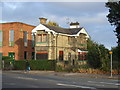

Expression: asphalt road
xmin=2 ymin=71 xmax=120 ymax=89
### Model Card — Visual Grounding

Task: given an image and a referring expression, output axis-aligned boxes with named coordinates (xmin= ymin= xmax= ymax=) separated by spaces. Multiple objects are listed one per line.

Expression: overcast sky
xmin=0 ymin=1 xmax=117 ymax=50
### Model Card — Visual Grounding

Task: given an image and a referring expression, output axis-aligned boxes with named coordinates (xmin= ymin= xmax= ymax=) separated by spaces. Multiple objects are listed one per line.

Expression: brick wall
xmin=0 ymin=22 xmax=35 ymax=60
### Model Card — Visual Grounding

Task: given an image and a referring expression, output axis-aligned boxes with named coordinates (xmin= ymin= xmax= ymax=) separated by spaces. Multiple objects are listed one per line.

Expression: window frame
xmin=0 ymin=31 xmax=3 ymax=47
xmin=9 ymin=30 xmax=14 ymax=47
xmin=24 ymin=31 xmax=28 ymax=47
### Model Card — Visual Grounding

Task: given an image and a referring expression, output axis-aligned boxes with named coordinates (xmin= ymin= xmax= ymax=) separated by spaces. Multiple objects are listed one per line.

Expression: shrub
xmin=2 ymin=56 xmax=14 ymax=70
xmin=55 ymin=65 xmax=63 ymax=72
xmin=13 ymin=60 xmax=56 ymax=70
xmin=2 ymin=56 xmax=13 ymax=60
xmin=14 ymin=60 xmax=26 ymax=70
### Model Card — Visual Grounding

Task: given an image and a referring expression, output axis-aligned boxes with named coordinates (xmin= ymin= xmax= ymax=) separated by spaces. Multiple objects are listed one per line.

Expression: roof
xmin=0 ymin=22 xmax=36 ymax=27
xmin=32 ymin=24 xmax=89 ymax=38
xmin=43 ymin=24 xmax=83 ymax=35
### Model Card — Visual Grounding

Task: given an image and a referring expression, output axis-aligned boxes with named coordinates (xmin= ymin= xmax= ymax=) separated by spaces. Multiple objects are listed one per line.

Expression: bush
xmin=14 ymin=60 xmax=26 ymax=70
xmin=30 ymin=60 xmax=56 ymax=70
xmin=2 ymin=56 xmax=13 ymax=60
xmin=79 ymin=64 xmax=90 ymax=69
xmin=55 ymin=65 xmax=63 ymax=72
xmin=13 ymin=60 xmax=56 ymax=70
xmin=2 ymin=56 xmax=14 ymax=70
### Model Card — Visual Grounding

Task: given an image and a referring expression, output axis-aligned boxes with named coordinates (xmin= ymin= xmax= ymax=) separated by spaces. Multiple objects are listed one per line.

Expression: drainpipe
xmin=56 ymin=34 xmax=58 ymax=61
xmin=34 ymin=33 xmax=36 ymax=60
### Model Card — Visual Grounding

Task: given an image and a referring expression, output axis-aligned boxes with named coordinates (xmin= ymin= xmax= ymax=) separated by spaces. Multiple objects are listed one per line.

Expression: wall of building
xmin=35 ymin=30 xmax=88 ymax=61
xmin=0 ymin=22 xmax=35 ymax=60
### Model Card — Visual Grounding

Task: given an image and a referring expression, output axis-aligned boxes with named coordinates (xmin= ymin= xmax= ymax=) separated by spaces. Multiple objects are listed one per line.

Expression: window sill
xmin=36 ymin=41 xmax=48 ymax=43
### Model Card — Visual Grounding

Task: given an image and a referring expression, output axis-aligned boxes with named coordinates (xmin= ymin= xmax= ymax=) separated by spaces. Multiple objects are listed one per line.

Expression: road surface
xmin=2 ymin=71 xmax=120 ymax=89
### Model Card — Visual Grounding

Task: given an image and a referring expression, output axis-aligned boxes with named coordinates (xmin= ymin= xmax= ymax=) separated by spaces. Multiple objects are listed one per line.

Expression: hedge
xmin=14 ymin=60 xmax=26 ymax=70
xmin=2 ymin=56 xmax=14 ymax=70
xmin=13 ymin=60 xmax=56 ymax=70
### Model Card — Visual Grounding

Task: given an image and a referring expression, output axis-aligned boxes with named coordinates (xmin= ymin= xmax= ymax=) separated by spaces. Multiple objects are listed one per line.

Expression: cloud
xmin=3 ymin=2 xmax=23 ymax=10
xmin=1 ymin=2 xmax=118 ymax=49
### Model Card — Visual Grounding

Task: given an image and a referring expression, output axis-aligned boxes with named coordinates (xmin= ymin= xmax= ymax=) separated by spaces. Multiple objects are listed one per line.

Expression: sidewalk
xmin=4 ymin=70 xmax=120 ymax=80
xmin=28 ymin=71 xmax=120 ymax=80
xmin=58 ymin=72 xmax=120 ymax=79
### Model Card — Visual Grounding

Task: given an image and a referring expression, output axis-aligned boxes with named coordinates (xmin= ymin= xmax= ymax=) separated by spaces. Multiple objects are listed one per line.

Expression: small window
xmin=43 ymin=34 xmax=47 ymax=42
xmin=37 ymin=34 xmax=42 ymax=42
xmin=32 ymin=35 xmax=35 ymax=47
xmin=0 ymin=31 xmax=3 ymax=47
xmin=59 ymin=51 xmax=64 ymax=61
xmin=24 ymin=31 xmax=28 ymax=47
xmin=9 ymin=30 xmax=14 ymax=46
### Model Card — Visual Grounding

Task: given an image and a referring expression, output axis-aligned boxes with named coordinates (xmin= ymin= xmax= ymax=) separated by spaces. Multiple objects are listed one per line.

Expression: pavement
xmin=2 ymin=70 xmax=120 ymax=89
xmin=5 ymin=70 xmax=120 ymax=80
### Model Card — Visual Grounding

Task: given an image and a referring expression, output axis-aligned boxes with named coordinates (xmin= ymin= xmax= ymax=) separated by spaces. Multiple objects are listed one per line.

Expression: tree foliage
xmin=111 ymin=46 xmax=120 ymax=69
xmin=47 ymin=21 xmax=59 ymax=27
xmin=87 ymin=40 xmax=101 ymax=69
xmin=105 ymin=1 xmax=120 ymax=45
xmin=87 ymin=39 xmax=110 ymax=71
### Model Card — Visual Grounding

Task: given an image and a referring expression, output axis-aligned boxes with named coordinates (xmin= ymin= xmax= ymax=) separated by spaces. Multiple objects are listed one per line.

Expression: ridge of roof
xmin=0 ymin=22 xmax=36 ymax=27
xmin=43 ymin=24 xmax=83 ymax=35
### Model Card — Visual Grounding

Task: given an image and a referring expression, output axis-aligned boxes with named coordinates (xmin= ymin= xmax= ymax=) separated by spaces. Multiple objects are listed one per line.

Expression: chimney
xmin=70 ymin=22 xmax=80 ymax=28
xmin=39 ymin=17 xmax=47 ymax=24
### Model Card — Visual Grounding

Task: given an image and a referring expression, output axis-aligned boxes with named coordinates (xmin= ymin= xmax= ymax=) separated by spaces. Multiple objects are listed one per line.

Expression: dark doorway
xmin=59 ymin=51 xmax=64 ymax=61
xmin=32 ymin=52 xmax=35 ymax=59
xmin=24 ymin=51 xmax=27 ymax=59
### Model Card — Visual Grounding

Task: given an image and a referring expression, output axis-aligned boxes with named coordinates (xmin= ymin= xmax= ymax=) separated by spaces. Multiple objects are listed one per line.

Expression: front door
xmin=8 ymin=53 xmax=15 ymax=60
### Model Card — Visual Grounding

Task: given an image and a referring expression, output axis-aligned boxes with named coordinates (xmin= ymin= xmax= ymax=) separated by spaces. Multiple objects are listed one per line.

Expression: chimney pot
xmin=39 ymin=17 xmax=47 ymax=24
xmin=70 ymin=22 xmax=80 ymax=28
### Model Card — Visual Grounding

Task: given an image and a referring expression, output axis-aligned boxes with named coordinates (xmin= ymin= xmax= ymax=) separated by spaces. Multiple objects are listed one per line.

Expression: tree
xmin=87 ymin=39 xmax=101 ymax=69
xmin=111 ymin=46 xmax=120 ymax=70
xmin=87 ymin=39 xmax=110 ymax=71
xmin=47 ymin=21 xmax=59 ymax=27
xmin=105 ymin=1 xmax=120 ymax=45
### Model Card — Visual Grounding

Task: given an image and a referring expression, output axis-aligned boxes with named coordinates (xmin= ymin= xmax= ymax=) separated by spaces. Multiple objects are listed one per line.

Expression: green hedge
xmin=2 ymin=56 xmax=14 ymax=70
xmin=14 ymin=60 xmax=56 ymax=70
xmin=14 ymin=60 xmax=26 ymax=70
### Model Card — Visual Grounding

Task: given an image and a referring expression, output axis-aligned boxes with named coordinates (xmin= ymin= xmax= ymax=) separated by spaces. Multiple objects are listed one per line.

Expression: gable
xmin=32 ymin=24 xmax=89 ymax=38
xmin=77 ymin=28 xmax=89 ymax=38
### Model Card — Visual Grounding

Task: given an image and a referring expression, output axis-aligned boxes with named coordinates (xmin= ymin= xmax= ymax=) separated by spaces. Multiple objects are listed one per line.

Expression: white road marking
xmin=88 ymin=81 xmax=120 ymax=86
xmin=4 ymin=83 xmax=16 ymax=85
xmin=57 ymin=83 xmax=96 ymax=89
xmin=17 ymin=77 xmax=38 ymax=80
